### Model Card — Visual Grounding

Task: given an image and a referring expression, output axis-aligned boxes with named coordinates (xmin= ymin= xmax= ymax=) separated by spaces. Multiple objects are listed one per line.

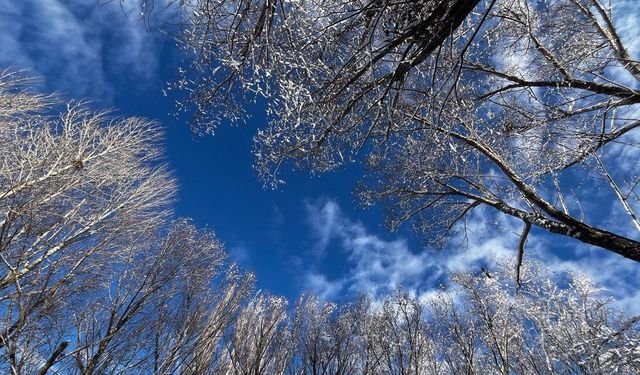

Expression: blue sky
xmin=2 ymin=0 xmax=639 ymax=312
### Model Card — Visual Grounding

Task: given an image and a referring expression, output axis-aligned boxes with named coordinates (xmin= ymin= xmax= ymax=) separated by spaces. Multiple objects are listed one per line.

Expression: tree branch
xmin=36 ymin=341 xmax=69 ymax=375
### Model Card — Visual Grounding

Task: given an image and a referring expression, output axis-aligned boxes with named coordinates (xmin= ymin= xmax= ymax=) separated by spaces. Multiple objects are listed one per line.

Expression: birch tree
xmin=172 ymin=0 xmax=640 ymax=261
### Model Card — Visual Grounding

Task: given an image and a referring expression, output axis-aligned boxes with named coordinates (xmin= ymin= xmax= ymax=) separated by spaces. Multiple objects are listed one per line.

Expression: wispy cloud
xmin=613 ymin=0 xmax=640 ymax=65
xmin=532 ymin=233 xmax=640 ymax=314
xmin=301 ymin=199 xmax=515 ymax=301
xmin=303 ymin=272 xmax=344 ymax=301
xmin=0 ymin=0 xmax=175 ymax=101
xmin=301 ymin=198 xmax=640 ymax=314
xmin=305 ymin=199 xmax=341 ymax=257
xmin=228 ymin=243 xmax=251 ymax=266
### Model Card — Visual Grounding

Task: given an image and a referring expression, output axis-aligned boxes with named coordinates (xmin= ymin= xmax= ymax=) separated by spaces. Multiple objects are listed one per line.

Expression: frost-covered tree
xmin=222 ymin=293 xmax=291 ymax=375
xmin=295 ymin=263 xmax=640 ymax=374
xmin=289 ymin=295 xmax=366 ymax=375
xmin=171 ymin=0 xmax=640 ymax=261
xmin=0 ymin=72 xmax=255 ymax=375
xmin=0 ymin=69 xmax=175 ymax=374
xmin=64 ymin=220 xmax=253 ymax=375
xmin=250 ymin=264 xmax=639 ymax=374
xmin=430 ymin=263 xmax=640 ymax=374
xmin=366 ymin=292 xmax=439 ymax=375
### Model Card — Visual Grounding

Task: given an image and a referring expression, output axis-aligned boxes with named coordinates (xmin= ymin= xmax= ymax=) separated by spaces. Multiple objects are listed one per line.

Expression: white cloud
xmin=614 ymin=0 xmax=640 ymax=61
xmin=303 ymin=272 xmax=344 ymax=301
xmin=229 ymin=243 xmax=251 ymax=266
xmin=305 ymin=199 xmax=341 ymax=256
xmin=302 ymin=199 xmax=517 ymax=301
xmin=0 ymin=0 xmax=175 ymax=101
xmin=345 ymin=235 xmax=433 ymax=297
xmin=302 ymin=198 xmax=640 ymax=314
xmin=534 ymin=239 xmax=640 ymax=315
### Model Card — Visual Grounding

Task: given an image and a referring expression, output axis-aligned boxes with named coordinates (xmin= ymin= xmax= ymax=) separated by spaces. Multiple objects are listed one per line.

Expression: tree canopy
xmin=1 ymin=0 xmax=640 ymax=371
xmin=171 ymin=0 xmax=640 ymax=262
xmin=1 ymin=4 xmax=640 ymax=366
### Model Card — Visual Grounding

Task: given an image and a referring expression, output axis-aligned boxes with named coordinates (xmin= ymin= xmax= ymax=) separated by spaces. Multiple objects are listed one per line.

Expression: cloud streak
xmin=302 ymin=198 xmax=640 ymax=314
xmin=0 ymin=0 xmax=174 ymax=101
xmin=302 ymin=199 xmax=515 ymax=301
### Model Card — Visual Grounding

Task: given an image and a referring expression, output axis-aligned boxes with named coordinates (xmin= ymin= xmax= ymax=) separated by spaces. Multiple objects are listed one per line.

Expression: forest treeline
xmin=0 ymin=71 xmax=638 ymax=374
xmin=2 ymin=0 xmax=640 ymax=371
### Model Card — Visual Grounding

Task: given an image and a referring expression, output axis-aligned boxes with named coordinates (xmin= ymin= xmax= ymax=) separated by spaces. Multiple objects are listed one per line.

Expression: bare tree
xmin=0 ymin=70 xmax=176 ymax=374
xmin=435 ymin=262 xmax=640 ymax=374
xmin=288 ymin=263 xmax=640 ymax=374
xmin=0 ymin=71 xmax=256 ymax=375
xmin=364 ymin=291 xmax=440 ymax=375
xmin=288 ymin=295 xmax=369 ymax=375
xmin=60 ymin=219 xmax=253 ymax=375
xmin=172 ymin=0 xmax=640 ymax=262
xmin=222 ymin=293 xmax=291 ymax=375
xmin=169 ymin=0 xmax=482 ymax=129
xmin=148 ymin=262 xmax=254 ymax=375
